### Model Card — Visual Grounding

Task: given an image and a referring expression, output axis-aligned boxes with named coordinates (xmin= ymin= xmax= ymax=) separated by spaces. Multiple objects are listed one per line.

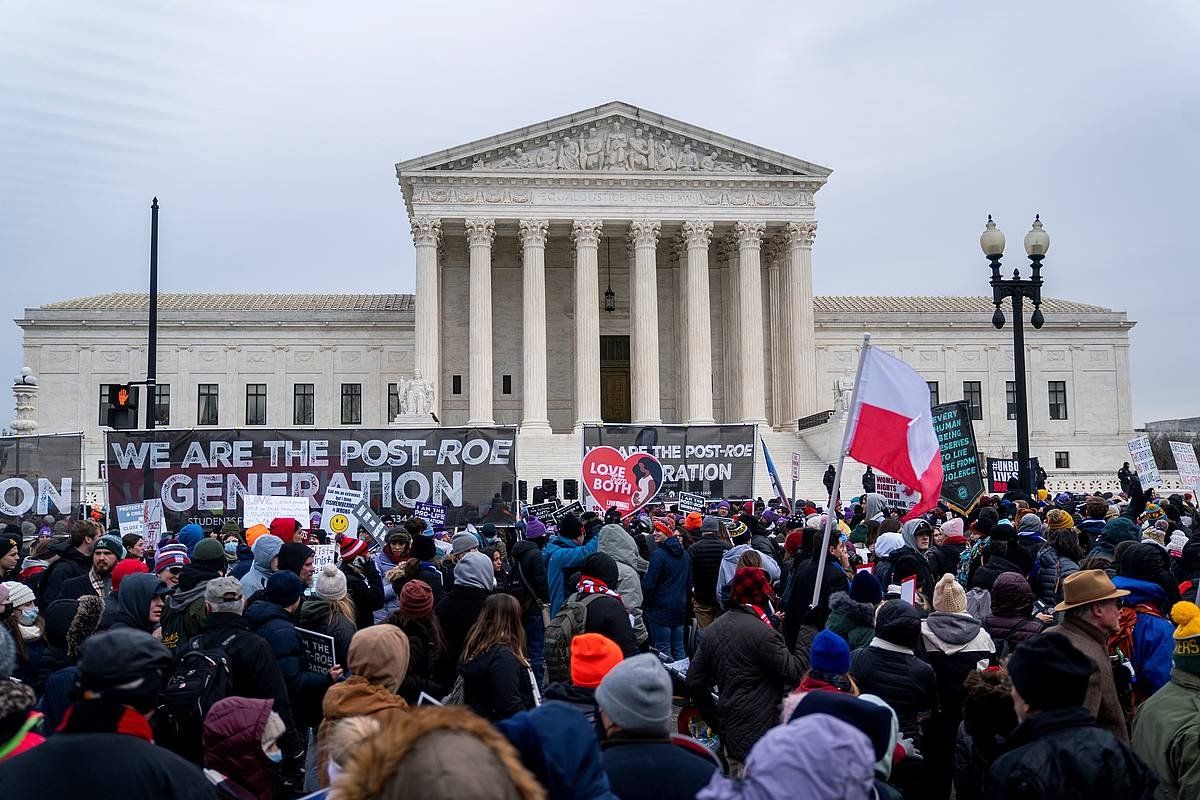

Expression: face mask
xmin=20 ymin=607 xmax=38 ymax=625
xmin=265 ymin=749 xmax=283 ymax=763
xmin=224 ymin=541 xmax=239 ymax=555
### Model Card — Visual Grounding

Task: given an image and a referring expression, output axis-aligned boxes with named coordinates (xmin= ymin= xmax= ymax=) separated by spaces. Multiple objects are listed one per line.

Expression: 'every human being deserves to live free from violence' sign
xmin=931 ymin=402 xmax=984 ymax=514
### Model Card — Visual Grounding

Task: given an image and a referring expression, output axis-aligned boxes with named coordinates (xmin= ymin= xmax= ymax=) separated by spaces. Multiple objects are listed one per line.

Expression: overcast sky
xmin=1 ymin=1 xmax=1196 ymax=425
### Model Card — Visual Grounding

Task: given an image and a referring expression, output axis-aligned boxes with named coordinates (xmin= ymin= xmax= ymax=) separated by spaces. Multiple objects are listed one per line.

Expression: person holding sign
xmin=299 ymin=564 xmax=358 ymax=669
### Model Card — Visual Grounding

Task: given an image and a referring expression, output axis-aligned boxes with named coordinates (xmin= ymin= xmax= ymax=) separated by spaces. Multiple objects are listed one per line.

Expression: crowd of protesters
xmin=0 ymin=470 xmax=1197 ymax=799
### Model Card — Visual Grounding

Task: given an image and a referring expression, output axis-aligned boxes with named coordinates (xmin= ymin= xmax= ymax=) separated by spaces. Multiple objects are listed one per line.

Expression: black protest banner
xmin=296 ymin=627 xmax=336 ymax=673
xmin=986 ymin=457 xmax=1041 ymax=494
xmin=0 ymin=433 xmax=83 ymax=523
xmin=525 ymin=500 xmax=559 ymax=522
xmin=677 ymin=491 xmax=705 ymax=514
xmin=931 ymin=402 xmax=985 ymax=515
xmin=105 ymin=427 xmax=517 ymax=531
xmin=581 ymin=424 xmax=755 ymax=503
xmin=551 ymin=500 xmax=583 ymax=523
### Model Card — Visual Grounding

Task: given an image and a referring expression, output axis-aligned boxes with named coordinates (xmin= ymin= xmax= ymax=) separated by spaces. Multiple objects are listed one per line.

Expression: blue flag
xmin=760 ymin=437 xmax=787 ymax=503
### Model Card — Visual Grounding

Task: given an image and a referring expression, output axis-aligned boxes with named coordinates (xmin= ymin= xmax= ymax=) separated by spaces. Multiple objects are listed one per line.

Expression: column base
xmin=465 ymin=417 xmax=496 ymax=427
xmin=687 ymin=416 xmax=717 ymax=425
xmin=573 ymin=418 xmax=603 ymax=432
xmin=519 ymin=420 xmax=553 ymax=435
xmin=740 ymin=416 xmax=769 ymax=426
xmin=633 ymin=417 xmax=664 ymax=425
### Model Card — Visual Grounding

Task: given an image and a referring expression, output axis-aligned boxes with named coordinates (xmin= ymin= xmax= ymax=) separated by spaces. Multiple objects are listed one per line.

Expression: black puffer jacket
xmin=576 ymin=591 xmax=638 ymax=656
xmin=459 ymin=643 xmax=536 ymax=722
xmin=874 ymin=546 xmax=935 ymax=601
xmin=969 ymin=552 xmax=1027 ymax=592
xmin=341 ymin=558 xmax=385 ymax=631
xmin=984 ymin=706 xmax=1157 ymax=799
xmin=434 ymin=584 xmax=492 ymax=668
xmin=689 ymin=535 xmax=730 ymax=605
xmin=849 ymin=602 xmax=938 ymax=741
xmin=928 ymin=540 xmax=967 ymax=581
xmin=508 ymin=539 xmax=549 ymax=608
xmin=686 ymin=604 xmax=805 ymax=762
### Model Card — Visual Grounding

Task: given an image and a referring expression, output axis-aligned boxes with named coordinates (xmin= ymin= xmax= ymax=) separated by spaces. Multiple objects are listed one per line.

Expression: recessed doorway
xmin=600 ymin=335 xmax=631 ymax=423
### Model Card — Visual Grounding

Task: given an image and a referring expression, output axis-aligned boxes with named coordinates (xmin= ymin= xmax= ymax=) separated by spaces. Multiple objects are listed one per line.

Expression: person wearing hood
xmin=1110 ymin=571 xmax=1175 ymax=706
xmin=276 ymin=542 xmax=315 ymax=586
xmin=826 ymin=570 xmax=883 ymax=651
xmin=544 ymin=514 xmax=601 ymax=615
xmin=596 ymin=524 xmax=649 ymax=646
xmin=99 ymin=573 xmax=168 ymax=634
xmin=497 ymin=701 xmax=619 ymax=800
xmin=332 ymin=705 xmax=544 ymax=800
xmin=928 ymin=517 xmax=968 ymax=580
xmin=316 ymin=624 xmax=410 ymax=787
xmin=873 ymin=529 xmax=935 ymax=604
xmin=789 ymin=691 xmax=907 ymax=800
xmin=696 ymin=714 xmax=876 ymax=800
xmin=202 ymin=697 xmax=286 ymax=800
xmin=850 ymin=601 xmax=938 ymax=744
xmin=34 ymin=595 xmax=103 ymax=725
xmin=159 ymin=538 xmax=227 ymax=651
xmin=718 ymin=541 xmax=782 ymax=606
xmin=509 ymin=517 xmax=551 ymax=688
xmin=921 ymin=574 xmax=996 ymax=800
xmin=1034 ymin=512 xmax=1084 ymax=605
xmin=641 ymin=522 xmax=692 ymax=661
xmin=690 ymin=515 xmax=732 ymax=629
xmin=435 ymin=550 xmax=495 ymax=669
xmin=687 ymin=566 xmax=806 ymax=763
xmin=984 ymin=572 xmax=1047 ymax=652
xmin=784 ymin=529 xmax=849 ymax=645
xmin=1119 ymin=540 xmax=1181 ymax=616
xmin=239 ymin=533 xmax=284 ymax=599
xmin=177 ymin=523 xmax=205 ymax=555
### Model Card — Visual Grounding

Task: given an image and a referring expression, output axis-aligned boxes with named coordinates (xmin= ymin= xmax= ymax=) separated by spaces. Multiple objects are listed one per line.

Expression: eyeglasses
xmin=167 ymin=567 xmax=183 ymax=576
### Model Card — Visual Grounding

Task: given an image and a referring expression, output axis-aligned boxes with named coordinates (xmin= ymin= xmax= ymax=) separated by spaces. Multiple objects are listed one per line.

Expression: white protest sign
xmin=1171 ymin=441 xmax=1200 ymax=497
xmin=142 ymin=499 xmax=164 ymax=551
xmin=899 ymin=575 xmax=917 ymax=605
xmin=310 ymin=544 xmax=338 ymax=573
xmin=791 ymin=452 xmax=802 ymax=483
xmin=243 ymin=494 xmax=310 ymax=529
xmin=875 ymin=473 xmax=920 ymax=511
xmin=116 ymin=502 xmax=145 ymax=538
xmin=1128 ymin=435 xmax=1163 ymax=489
xmin=677 ymin=491 xmax=705 ymax=514
xmin=321 ymin=487 xmax=364 ymax=537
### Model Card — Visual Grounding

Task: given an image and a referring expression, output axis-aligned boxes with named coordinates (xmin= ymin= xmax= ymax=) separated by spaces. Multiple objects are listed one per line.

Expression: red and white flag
xmin=846 ymin=346 xmax=943 ymax=521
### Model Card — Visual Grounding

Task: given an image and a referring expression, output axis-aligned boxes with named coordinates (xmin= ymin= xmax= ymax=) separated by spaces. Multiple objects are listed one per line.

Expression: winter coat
xmin=496 ymin=702 xmax=619 ymax=800
xmin=460 ymin=643 xmax=536 ymax=722
xmin=689 ymin=534 xmax=731 ymax=606
xmin=230 ymin=544 xmax=254 ymax=579
xmin=686 ymin=604 xmax=806 ymax=761
xmin=984 ymin=572 xmax=1048 ymax=651
xmin=874 ymin=545 xmax=934 ymax=601
xmin=985 ymin=706 xmax=1157 ymax=800
xmin=850 ymin=603 xmax=938 ymax=742
xmin=57 ymin=571 xmax=105 ymax=602
xmin=36 ymin=546 xmax=91 ymax=604
xmin=785 ymin=555 xmax=849 ymax=645
xmin=202 ymin=697 xmax=279 ymax=800
xmin=317 ymin=676 xmax=408 ymax=784
xmin=99 ymin=573 xmax=161 ymax=633
xmin=1033 ymin=543 xmax=1079 ymax=605
xmin=642 ymin=535 xmax=692 ymax=627
xmin=601 ymin=735 xmax=718 ymax=800
xmin=541 ymin=681 xmax=598 ymax=725
xmin=297 ymin=599 xmax=357 ymax=668
xmin=341 ymin=558 xmax=384 ymax=631
xmin=1112 ymin=576 xmax=1175 ymax=700
xmin=435 ymin=584 xmax=492 ymax=668
xmin=825 ymin=591 xmax=875 ymax=651
xmin=373 ymin=547 xmax=404 ymax=623
xmin=1078 ymin=518 xmax=1107 ymax=552
xmin=1048 ymin=614 xmax=1129 ymax=741
xmin=159 ymin=562 xmax=223 ymax=650
xmin=0 ymin=700 xmax=216 ymax=800
xmin=568 ymin=590 xmax=639 ymax=657
xmin=244 ymin=600 xmax=329 ymax=728
xmin=717 ymin=544 xmax=781 ymax=606
xmin=507 ymin=539 xmax=549 ymax=610
xmin=597 ymin=525 xmax=649 ymax=644
xmin=969 ymin=553 xmax=1026 ymax=593
xmin=390 ymin=618 xmax=450 ymax=704
xmin=1131 ymin=668 xmax=1200 ymax=800
xmin=544 ymin=534 xmax=601 ymax=614
xmin=928 ymin=538 xmax=967 ymax=582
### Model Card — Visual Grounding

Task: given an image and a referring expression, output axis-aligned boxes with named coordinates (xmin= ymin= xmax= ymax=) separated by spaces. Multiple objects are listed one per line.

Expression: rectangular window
xmin=245 ymin=384 xmax=267 ymax=426
xmin=1048 ymin=380 xmax=1069 ymax=420
xmin=150 ymin=384 xmax=170 ymax=426
xmin=387 ymin=383 xmax=400 ymax=421
xmin=197 ymin=384 xmax=219 ymax=426
xmin=926 ymin=381 xmax=939 ymax=407
xmin=452 ymin=375 xmax=462 ymax=395
xmin=293 ymin=383 xmax=315 ymax=425
xmin=1005 ymin=381 xmax=1018 ymax=421
xmin=1055 ymin=451 xmax=1071 ymax=469
xmin=502 ymin=374 xmax=512 ymax=395
xmin=340 ymin=383 xmax=362 ymax=425
xmin=963 ymin=381 xmax=983 ymax=420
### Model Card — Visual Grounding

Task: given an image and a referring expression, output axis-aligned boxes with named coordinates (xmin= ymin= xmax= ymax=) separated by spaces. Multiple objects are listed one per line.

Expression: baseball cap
xmin=204 ymin=576 xmax=244 ymax=604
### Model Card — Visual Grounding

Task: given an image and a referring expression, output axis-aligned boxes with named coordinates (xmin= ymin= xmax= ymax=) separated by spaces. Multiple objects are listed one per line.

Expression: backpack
xmin=1107 ymin=603 xmax=1164 ymax=720
xmin=544 ymin=593 xmax=605 ymax=684
xmin=154 ymin=632 xmax=238 ymax=764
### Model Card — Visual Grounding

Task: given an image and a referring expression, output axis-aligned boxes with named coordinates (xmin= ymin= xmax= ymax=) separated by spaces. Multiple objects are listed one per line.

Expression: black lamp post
xmin=980 ymin=214 xmax=1050 ymax=496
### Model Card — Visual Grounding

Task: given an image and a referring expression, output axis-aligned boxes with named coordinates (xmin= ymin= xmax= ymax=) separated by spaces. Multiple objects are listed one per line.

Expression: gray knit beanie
xmin=595 ymin=652 xmax=672 ymax=735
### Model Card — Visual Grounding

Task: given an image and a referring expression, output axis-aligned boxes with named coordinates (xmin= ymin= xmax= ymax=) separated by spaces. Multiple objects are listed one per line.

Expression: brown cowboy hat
xmin=1053 ymin=569 xmax=1130 ymax=613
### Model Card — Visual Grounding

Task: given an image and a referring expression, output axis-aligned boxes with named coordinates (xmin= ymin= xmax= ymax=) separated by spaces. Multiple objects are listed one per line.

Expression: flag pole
xmin=810 ymin=333 xmax=872 ymax=613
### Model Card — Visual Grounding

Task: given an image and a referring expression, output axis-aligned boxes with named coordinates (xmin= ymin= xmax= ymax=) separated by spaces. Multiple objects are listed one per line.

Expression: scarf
xmin=577 ymin=576 xmax=620 ymax=598
xmin=57 ymin=701 xmax=154 ymax=742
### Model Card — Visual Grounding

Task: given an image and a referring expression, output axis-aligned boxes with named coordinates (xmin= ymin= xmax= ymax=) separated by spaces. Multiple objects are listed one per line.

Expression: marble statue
xmin=535 ymin=141 xmax=558 ymax=169
xmin=400 ymin=369 xmax=435 ymax=417
xmin=655 ymin=140 xmax=676 ymax=171
xmin=581 ymin=127 xmax=605 ymax=170
xmin=604 ymin=120 xmax=629 ymax=169
xmin=557 ymin=137 xmax=580 ymax=170
xmin=833 ymin=370 xmax=854 ymax=415
xmin=629 ymin=127 xmax=653 ymax=171
xmin=676 ymin=143 xmax=698 ymax=171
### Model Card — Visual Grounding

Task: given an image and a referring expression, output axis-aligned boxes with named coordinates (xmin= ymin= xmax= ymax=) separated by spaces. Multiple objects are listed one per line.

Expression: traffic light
xmin=107 ymin=384 xmax=139 ymax=429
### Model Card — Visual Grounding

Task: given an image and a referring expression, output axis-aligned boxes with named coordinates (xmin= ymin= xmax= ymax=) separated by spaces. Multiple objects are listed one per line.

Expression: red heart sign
xmin=581 ymin=446 xmax=664 ymax=515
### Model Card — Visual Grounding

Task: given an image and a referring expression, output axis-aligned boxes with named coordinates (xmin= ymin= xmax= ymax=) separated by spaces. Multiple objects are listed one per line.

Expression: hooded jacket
xmin=826 ymin=591 xmax=875 ymax=650
xmin=642 ymin=535 xmax=692 ymax=627
xmin=850 ymin=602 xmax=938 ymax=741
xmin=202 ymin=697 xmax=278 ymax=800
xmin=689 ymin=532 xmax=732 ymax=606
xmin=297 ymin=598 xmax=357 ymax=668
xmin=244 ymin=600 xmax=329 ymax=728
xmin=717 ymin=543 xmax=782 ymax=606
xmin=496 ymin=702 xmax=619 ymax=800
xmin=240 ymin=535 xmax=283 ymax=599
xmin=160 ymin=562 xmax=223 ymax=651
xmin=544 ymin=534 xmax=601 ymax=615
xmin=99 ymin=573 xmax=161 ymax=633
xmin=1034 ymin=542 xmax=1080 ymax=605
xmin=37 ymin=546 xmax=92 ymax=604
xmin=597 ymin=525 xmax=649 ymax=643
xmin=984 ymin=572 xmax=1047 ymax=648
xmin=434 ymin=580 xmax=492 ymax=670
xmin=1111 ymin=576 xmax=1175 ymax=699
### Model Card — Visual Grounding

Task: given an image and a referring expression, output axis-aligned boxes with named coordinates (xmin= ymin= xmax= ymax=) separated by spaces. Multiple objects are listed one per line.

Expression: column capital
xmin=667 ymin=235 xmax=686 ymax=266
xmin=409 ymin=216 xmax=442 ymax=246
xmin=734 ymin=220 xmax=766 ymax=248
xmin=763 ymin=235 xmax=787 ymax=267
xmin=786 ymin=220 xmax=818 ymax=247
xmin=571 ymin=219 xmax=603 ymax=246
xmin=627 ymin=219 xmax=661 ymax=247
xmin=464 ymin=217 xmax=495 ymax=246
xmin=518 ymin=218 xmax=549 ymax=247
xmin=681 ymin=220 xmax=713 ymax=248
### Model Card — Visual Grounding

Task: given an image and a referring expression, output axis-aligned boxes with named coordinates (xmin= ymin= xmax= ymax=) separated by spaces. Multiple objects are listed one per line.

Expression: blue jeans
xmin=524 ymin=606 xmax=546 ymax=689
xmin=649 ymin=621 xmax=685 ymax=661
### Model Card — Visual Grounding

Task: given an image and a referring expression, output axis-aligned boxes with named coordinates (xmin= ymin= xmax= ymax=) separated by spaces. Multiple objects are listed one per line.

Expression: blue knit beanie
xmin=810 ymin=629 xmax=852 ymax=675
xmin=849 ymin=569 xmax=884 ymax=606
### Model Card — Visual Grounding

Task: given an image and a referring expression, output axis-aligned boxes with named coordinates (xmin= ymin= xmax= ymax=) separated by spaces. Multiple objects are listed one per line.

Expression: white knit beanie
xmin=313 ymin=563 xmax=347 ymax=601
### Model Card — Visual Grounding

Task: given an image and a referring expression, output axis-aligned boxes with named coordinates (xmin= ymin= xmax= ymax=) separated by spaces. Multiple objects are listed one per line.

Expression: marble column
xmin=572 ymin=220 xmax=603 ymax=427
xmin=465 ymin=218 xmax=495 ymax=426
xmin=723 ymin=239 xmax=742 ymax=422
xmin=411 ymin=217 xmax=442 ymax=418
xmin=519 ymin=219 xmax=551 ymax=433
xmin=786 ymin=221 xmax=818 ymax=421
xmin=682 ymin=220 xmax=715 ymax=424
xmin=736 ymin=221 xmax=767 ymax=424
xmin=765 ymin=238 xmax=785 ymax=427
xmin=671 ymin=239 xmax=689 ymax=423
xmin=628 ymin=219 xmax=662 ymax=424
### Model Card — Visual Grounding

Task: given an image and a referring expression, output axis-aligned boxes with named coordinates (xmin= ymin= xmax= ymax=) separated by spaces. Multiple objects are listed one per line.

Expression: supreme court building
xmin=18 ymin=102 xmax=1140 ymax=498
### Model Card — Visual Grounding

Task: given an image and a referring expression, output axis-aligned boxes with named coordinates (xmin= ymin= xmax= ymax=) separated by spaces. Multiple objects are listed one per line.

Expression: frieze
xmin=411 ymin=185 xmax=814 ymax=208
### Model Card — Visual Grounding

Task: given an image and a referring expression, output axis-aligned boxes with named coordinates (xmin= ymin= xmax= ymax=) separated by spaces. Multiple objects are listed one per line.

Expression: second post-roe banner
xmin=581 ymin=424 xmax=756 ymax=504
xmin=106 ymin=427 xmax=517 ymax=530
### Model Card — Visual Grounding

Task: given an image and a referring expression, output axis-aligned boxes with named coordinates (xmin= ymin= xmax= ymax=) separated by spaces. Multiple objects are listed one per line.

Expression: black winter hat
xmin=410 ymin=532 xmax=436 ymax=561
xmin=790 ymin=691 xmax=893 ymax=763
xmin=559 ymin=513 xmax=583 ymax=539
xmin=1007 ymin=633 xmax=1094 ymax=711
xmin=873 ymin=600 xmax=921 ymax=650
xmin=581 ymin=552 xmax=620 ymax=587
xmin=276 ymin=542 xmax=314 ymax=577
xmin=74 ymin=629 xmax=173 ymax=712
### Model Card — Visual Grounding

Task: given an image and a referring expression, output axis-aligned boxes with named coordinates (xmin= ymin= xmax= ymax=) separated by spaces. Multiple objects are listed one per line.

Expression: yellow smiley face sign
xmin=328 ymin=513 xmax=351 ymax=535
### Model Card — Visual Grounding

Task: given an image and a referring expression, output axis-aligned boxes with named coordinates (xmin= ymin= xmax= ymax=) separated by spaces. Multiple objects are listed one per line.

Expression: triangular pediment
xmin=395 ymin=101 xmax=832 ymax=179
